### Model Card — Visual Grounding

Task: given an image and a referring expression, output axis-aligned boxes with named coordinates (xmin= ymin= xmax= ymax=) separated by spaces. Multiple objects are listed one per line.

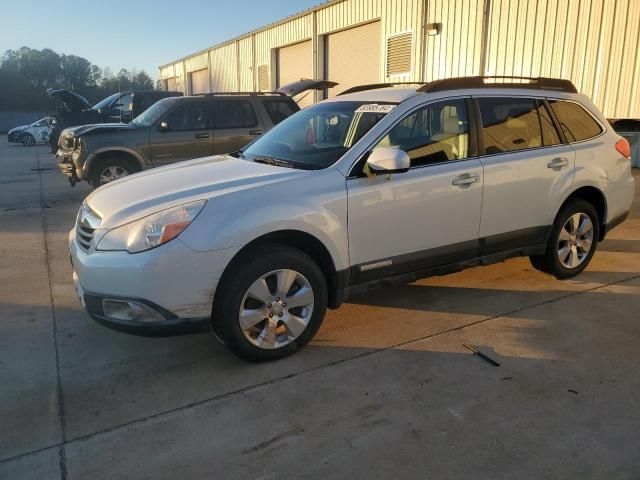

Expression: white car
xmin=70 ymin=77 xmax=635 ymax=361
xmin=20 ymin=117 xmax=50 ymax=146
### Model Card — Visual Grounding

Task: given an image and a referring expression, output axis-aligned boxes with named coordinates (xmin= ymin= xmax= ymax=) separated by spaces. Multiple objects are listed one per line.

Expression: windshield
xmin=240 ymin=101 xmax=394 ymax=170
xmin=131 ymin=98 xmax=173 ymax=127
xmin=92 ymin=93 xmax=120 ymax=111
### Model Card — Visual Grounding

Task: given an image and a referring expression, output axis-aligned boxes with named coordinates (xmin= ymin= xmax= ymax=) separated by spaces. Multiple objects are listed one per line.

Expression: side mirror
xmin=366 ymin=147 xmax=410 ymax=174
xmin=158 ymin=121 xmax=169 ymax=132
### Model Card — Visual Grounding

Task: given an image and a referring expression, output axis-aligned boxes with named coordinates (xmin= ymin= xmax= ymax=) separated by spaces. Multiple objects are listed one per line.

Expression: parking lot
xmin=0 ymin=136 xmax=639 ymax=479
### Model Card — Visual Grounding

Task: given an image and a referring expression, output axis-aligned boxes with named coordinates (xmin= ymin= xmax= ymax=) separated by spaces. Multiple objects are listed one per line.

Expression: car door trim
xmin=346 ymin=225 xmax=550 ymax=287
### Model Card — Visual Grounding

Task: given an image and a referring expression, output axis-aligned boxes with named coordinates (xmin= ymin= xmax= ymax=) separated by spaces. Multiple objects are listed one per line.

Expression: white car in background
xmin=20 ymin=117 xmax=50 ymax=146
xmin=69 ymin=76 xmax=635 ymax=362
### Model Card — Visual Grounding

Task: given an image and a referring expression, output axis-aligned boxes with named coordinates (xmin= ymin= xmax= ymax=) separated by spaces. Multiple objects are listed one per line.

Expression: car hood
xmin=85 ymin=155 xmax=310 ymax=229
xmin=66 ymin=123 xmax=136 ymax=137
xmin=8 ymin=125 xmax=28 ymax=134
xmin=47 ymin=88 xmax=92 ymax=112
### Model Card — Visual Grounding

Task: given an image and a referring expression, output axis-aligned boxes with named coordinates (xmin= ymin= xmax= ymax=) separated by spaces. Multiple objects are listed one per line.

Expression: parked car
xmin=47 ymin=89 xmax=182 ymax=152
xmin=69 ymin=76 xmax=635 ymax=361
xmin=20 ymin=117 xmax=51 ymax=146
xmin=56 ymin=88 xmax=313 ymax=188
xmin=8 ymin=124 xmax=29 ymax=143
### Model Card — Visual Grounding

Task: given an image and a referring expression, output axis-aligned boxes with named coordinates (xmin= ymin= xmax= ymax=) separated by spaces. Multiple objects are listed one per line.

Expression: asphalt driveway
xmin=1 ymin=136 xmax=639 ymax=479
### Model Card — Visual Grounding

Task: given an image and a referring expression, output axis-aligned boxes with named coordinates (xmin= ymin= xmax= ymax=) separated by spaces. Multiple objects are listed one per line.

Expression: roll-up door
xmin=166 ymin=77 xmax=177 ymax=91
xmin=325 ymin=21 xmax=381 ymax=97
xmin=277 ymin=40 xmax=313 ymax=107
xmin=190 ymin=69 xmax=210 ymax=94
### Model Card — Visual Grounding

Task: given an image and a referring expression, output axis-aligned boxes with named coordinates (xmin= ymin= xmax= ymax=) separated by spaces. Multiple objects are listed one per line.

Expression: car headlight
xmin=96 ymin=200 xmax=206 ymax=253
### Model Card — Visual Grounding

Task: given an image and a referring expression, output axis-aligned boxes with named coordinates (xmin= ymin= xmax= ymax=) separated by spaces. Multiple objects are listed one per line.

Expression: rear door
xmin=475 ymin=96 xmax=575 ymax=251
xmin=212 ymin=98 xmax=263 ymax=154
xmin=149 ymin=99 xmax=214 ymax=164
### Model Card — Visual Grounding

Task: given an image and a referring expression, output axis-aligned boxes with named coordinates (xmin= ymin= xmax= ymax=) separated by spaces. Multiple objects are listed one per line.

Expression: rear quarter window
xmin=263 ymin=99 xmax=298 ymax=125
xmin=548 ymin=100 xmax=603 ymax=142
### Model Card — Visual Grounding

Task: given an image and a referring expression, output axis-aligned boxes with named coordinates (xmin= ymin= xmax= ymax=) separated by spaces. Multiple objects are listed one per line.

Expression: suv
xmin=57 ymin=92 xmax=300 ymax=188
xmin=69 ymin=76 xmax=635 ymax=361
xmin=47 ymin=89 xmax=182 ymax=153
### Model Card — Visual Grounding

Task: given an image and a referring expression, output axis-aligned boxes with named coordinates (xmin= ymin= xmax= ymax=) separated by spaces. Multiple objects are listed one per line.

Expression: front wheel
xmin=213 ymin=246 xmax=328 ymax=362
xmin=529 ymin=199 xmax=599 ymax=279
xmin=22 ymin=133 xmax=35 ymax=146
xmin=90 ymin=157 xmax=138 ymax=188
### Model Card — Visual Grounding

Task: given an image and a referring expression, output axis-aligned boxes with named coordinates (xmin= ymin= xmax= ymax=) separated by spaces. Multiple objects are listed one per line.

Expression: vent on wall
xmin=258 ymin=64 xmax=270 ymax=91
xmin=386 ymin=31 xmax=413 ymax=76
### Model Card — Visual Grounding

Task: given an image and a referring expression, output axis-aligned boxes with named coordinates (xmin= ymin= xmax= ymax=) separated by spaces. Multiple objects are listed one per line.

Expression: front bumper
xmin=57 ymin=149 xmax=87 ymax=184
xmin=69 ymin=228 xmax=239 ymax=337
xmin=8 ymin=132 xmax=23 ymax=143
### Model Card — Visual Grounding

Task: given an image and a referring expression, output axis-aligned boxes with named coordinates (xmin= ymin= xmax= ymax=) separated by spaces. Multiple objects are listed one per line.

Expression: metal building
xmin=159 ymin=0 xmax=640 ymax=120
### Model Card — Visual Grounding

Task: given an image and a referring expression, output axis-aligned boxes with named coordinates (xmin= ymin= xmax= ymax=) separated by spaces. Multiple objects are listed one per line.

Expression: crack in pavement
xmin=1 ymin=268 xmax=638 ymax=468
xmin=35 ymin=147 xmax=68 ymax=480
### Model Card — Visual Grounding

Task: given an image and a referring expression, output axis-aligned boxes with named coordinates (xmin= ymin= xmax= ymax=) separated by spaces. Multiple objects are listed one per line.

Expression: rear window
xmin=263 ymin=100 xmax=298 ymax=125
xmin=213 ymin=100 xmax=258 ymax=129
xmin=478 ymin=97 xmax=543 ymax=154
xmin=548 ymin=100 xmax=603 ymax=142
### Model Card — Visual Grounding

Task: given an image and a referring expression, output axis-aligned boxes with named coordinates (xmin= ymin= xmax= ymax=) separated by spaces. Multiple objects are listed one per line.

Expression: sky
xmin=0 ymin=0 xmax=322 ymax=80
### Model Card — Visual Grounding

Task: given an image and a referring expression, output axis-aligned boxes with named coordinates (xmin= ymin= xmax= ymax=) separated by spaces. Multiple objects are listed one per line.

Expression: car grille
xmin=76 ymin=203 xmax=101 ymax=251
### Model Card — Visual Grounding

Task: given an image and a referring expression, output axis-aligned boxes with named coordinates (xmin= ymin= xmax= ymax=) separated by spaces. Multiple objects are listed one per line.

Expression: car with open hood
xmin=69 ymin=76 xmax=634 ymax=361
xmin=57 ymin=79 xmax=335 ymax=188
xmin=47 ymin=88 xmax=182 ymax=152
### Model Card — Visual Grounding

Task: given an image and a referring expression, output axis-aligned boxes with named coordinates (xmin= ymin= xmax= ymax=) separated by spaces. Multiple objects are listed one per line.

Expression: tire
xmin=212 ymin=245 xmax=328 ymax=362
xmin=22 ymin=134 xmax=35 ymax=147
xmin=90 ymin=157 xmax=139 ymax=189
xmin=529 ymin=199 xmax=600 ymax=279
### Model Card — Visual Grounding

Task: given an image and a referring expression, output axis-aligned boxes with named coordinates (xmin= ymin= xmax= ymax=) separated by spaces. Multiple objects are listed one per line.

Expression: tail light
xmin=615 ymin=138 xmax=631 ymax=159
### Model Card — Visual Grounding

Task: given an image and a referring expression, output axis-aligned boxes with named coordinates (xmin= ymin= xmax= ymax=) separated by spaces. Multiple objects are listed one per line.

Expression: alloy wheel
xmin=99 ymin=166 xmax=129 ymax=185
xmin=557 ymin=213 xmax=594 ymax=269
xmin=239 ymin=269 xmax=315 ymax=349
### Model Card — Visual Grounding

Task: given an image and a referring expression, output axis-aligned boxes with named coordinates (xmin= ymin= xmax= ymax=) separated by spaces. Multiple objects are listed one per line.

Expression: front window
xmin=131 ymin=98 xmax=173 ymax=127
xmin=239 ymin=101 xmax=393 ymax=170
xmin=92 ymin=93 xmax=120 ymax=111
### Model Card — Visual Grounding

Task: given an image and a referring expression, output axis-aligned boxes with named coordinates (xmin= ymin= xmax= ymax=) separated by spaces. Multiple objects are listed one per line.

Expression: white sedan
xmin=20 ymin=117 xmax=50 ymax=146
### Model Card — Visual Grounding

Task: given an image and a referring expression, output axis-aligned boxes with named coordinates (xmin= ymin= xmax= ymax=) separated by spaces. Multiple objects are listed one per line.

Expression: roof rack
xmin=194 ymin=91 xmax=286 ymax=97
xmin=417 ymin=76 xmax=577 ymax=93
xmin=337 ymin=82 xmax=426 ymax=96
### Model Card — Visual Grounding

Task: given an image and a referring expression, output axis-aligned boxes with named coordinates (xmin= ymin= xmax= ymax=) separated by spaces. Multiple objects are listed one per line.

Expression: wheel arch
xmin=84 ymin=148 xmax=145 ymax=177
xmin=213 ymin=229 xmax=346 ymax=314
xmin=557 ymin=185 xmax=608 ymax=241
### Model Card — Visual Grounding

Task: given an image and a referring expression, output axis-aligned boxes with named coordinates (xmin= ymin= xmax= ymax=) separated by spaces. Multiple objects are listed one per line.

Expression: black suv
xmin=47 ymin=89 xmax=182 ymax=152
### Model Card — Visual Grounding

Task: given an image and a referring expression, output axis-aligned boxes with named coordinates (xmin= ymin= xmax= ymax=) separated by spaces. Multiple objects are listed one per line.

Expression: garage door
xmin=277 ymin=40 xmax=313 ymax=107
xmin=190 ymin=69 xmax=210 ymax=94
xmin=325 ymin=22 xmax=381 ymax=97
xmin=166 ymin=77 xmax=177 ymax=91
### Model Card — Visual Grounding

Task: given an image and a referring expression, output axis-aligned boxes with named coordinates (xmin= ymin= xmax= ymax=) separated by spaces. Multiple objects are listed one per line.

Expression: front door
xmin=474 ymin=96 xmax=576 ymax=251
xmin=347 ymin=98 xmax=484 ymax=283
xmin=150 ymin=100 xmax=214 ymax=165
xmin=212 ymin=99 xmax=263 ymax=154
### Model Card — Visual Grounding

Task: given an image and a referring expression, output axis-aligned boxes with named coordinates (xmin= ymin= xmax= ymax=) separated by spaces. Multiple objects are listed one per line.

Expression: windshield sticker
xmin=355 ymin=104 xmax=396 ymax=114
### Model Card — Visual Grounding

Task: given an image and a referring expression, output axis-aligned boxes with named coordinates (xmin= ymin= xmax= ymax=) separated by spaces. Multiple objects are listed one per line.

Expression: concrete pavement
xmin=1 ymin=136 xmax=639 ymax=479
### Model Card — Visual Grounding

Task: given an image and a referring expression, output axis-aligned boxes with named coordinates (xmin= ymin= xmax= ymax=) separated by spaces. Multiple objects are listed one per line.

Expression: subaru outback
xmin=69 ymin=76 xmax=635 ymax=361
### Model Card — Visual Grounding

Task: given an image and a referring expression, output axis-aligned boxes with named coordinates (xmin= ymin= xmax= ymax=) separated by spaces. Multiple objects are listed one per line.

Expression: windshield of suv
xmin=92 ymin=93 xmax=120 ymax=111
xmin=239 ymin=101 xmax=395 ymax=170
xmin=131 ymin=98 xmax=173 ymax=127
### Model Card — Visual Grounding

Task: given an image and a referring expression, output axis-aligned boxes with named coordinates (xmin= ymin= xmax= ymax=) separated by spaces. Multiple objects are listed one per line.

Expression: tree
xmin=0 ymin=47 xmax=157 ymax=111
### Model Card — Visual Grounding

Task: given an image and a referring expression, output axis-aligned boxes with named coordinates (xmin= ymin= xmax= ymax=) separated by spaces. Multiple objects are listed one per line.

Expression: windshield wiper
xmin=252 ymin=156 xmax=296 ymax=168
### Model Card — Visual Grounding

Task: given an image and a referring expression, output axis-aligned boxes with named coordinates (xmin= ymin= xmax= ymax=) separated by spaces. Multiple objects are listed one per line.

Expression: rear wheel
xmin=22 ymin=133 xmax=35 ymax=146
xmin=90 ymin=157 xmax=139 ymax=188
xmin=529 ymin=199 xmax=599 ymax=279
xmin=212 ymin=246 xmax=328 ymax=362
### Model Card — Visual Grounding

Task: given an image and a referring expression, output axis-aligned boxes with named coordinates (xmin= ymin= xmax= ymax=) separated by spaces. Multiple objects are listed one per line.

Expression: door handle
xmin=547 ymin=157 xmax=569 ymax=170
xmin=452 ymin=173 xmax=480 ymax=186
xmin=249 ymin=129 xmax=264 ymax=136
xmin=194 ymin=133 xmax=210 ymax=139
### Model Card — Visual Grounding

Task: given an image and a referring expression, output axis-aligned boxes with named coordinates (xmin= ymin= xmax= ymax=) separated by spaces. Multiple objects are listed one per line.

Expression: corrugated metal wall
xmin=484 ymin=0 xmax=640 ymax=118
xmin=160 ymin=0 xmax=640 ymax=119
